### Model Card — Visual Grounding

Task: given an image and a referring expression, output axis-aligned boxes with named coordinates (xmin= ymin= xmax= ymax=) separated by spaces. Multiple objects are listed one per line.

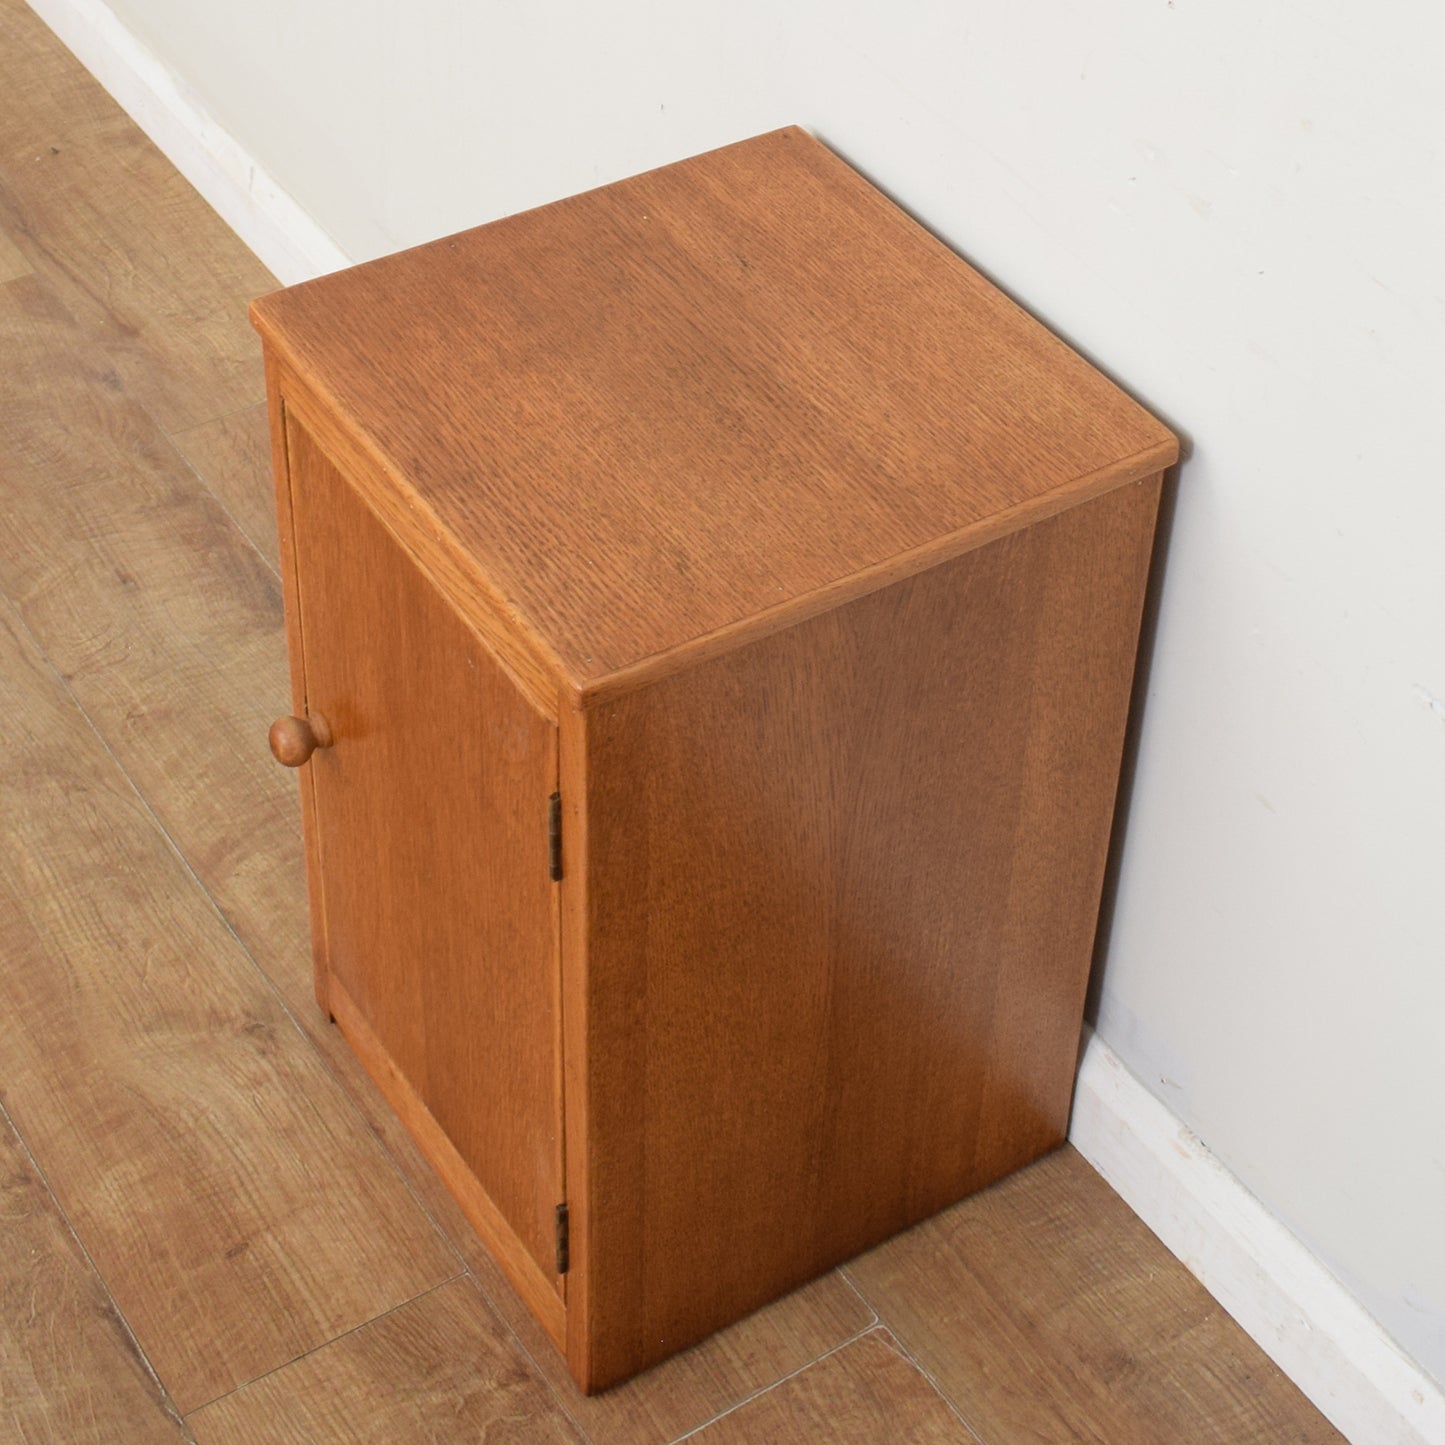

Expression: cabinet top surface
xmin=253 ymin=127 xmax=1176 ymax=697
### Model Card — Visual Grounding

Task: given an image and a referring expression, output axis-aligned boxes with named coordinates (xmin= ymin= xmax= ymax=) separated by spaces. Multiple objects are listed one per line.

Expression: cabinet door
xmin=285 ymin=414 xmax=562 ymax=1295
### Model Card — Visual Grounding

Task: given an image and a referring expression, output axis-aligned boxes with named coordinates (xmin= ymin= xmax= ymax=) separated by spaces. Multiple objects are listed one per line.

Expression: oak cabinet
xmin=252 ymin=127 xmax=1177 ymax=1392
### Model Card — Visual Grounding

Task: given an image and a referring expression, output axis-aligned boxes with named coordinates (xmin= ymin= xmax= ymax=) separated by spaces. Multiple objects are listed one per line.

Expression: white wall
xmin=98 ymin=0 xmax=1445 ymax=1387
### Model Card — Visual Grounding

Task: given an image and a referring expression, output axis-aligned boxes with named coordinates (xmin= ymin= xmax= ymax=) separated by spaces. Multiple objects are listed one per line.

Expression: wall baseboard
xmin=26 ymin=0 xmax=349 ymax=284
xmin=1072 ymin=1032 xmax=1445 ymax=1444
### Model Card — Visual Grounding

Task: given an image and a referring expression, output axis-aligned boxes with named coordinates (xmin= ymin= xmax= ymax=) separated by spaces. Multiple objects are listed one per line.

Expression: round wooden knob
xmin=268 ymin=712 xmax=333 ymax=767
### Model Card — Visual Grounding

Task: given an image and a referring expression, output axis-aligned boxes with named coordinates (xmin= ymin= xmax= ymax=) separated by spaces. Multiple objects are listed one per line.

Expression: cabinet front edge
xmin=260 ymin=340 xmax=572 ymax=721
xmin=572 ymin=442 xmax=1178 ymax=709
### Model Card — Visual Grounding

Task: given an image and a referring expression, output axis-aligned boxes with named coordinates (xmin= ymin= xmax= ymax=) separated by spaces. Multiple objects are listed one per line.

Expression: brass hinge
xmin=554 ymin=1201 xmax=570 ymax=1275
xmin=547 ymin=792 xmax=562 ymax=882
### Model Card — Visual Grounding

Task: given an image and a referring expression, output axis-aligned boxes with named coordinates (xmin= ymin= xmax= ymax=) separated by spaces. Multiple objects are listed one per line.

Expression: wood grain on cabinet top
xmin=251 ymin=127 xmax=1176 ymax=700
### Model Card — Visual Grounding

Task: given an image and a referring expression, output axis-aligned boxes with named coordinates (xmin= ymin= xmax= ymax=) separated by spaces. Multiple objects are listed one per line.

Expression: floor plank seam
xmin=216 ymin=940 xmax=477 ymax=1293
xmin=182 ymin=1269 xmax=468 ymax=1420
xmin=173 ymin=446 xmax=281 ymax=579
xmin=1 ymin=583 xmax=472 ymax=1304
xmin=220 ymin=947 xmax=476 ymax=1292
xmin=850 ymin=1297 xmax=990 ymax=1445
xmin=286 ymin=1024 xmax=480 ymax=1284
xmin=171 ymin=395 xmax=274 ymax=436
xmin=661 ymin=1321 xmax=891 ymax=1444
xmin=0 ymin=1093 xmax=191 ymax=1439
xmin=833 ymin=1262 xmax=882 ymax=1330
xmin=453 ymin=1267 xmax=593 ymax=1443
xmin=159 ymin=401 xmax=282 ymax=582
xmin=266 ymin=992 xmax=490 ymax=1286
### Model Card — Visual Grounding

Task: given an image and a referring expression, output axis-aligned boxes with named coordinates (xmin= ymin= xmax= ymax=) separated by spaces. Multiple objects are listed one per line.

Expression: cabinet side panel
xmin=285 ymin=414 xmax=563 ymax=1290
xmin=579 ymin=476 xmax=1162 ymax=1387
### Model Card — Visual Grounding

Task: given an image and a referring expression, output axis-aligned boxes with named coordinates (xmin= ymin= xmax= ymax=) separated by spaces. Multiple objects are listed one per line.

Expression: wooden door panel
xmin=286 ymin=415 xmax=561 ymax=1287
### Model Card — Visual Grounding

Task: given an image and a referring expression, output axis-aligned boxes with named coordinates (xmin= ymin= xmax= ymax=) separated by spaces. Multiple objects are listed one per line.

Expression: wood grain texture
xmin=0 ymin=271 xmax=317 ymax=1030
xmin=570 ymin=478 xmax=1161 ymax=1388
xmin=266 ymin=352 xmax=334 ymax=1016
xmin=558 ymin=698 xmax=594 ymax=1391
xmin=0 ymin=1113 xmax=183 ymax=1444
xmin=186 ymin=1278 xmax=581 ymax=1445
xmin=689 ymin=1330 xmax=974 ymax=1444
xmin=0 ymin=0 xmax=268 ymax=431
xmin=469 ymin=1242 xmax=874 ymax=1445
xmin=170 ymin=402 xmax=278 ymax=564
xmin=0 ymin=591 xmax=459 ymax=1412
xmin=0 ymin=218 xmax=31 ymax=282
xmin=276 ymin=367 xmax=562 ymax=718
xmin=288 ymin=415 xmax=564 ymax=1289
xmin=0 ymin=20 xmax=1344 ymax=1442
xmin=0 ymin=265 xmax=379 ymax=1134
xmin=251 ymin=126 xmax=1176 ymax=695
xmin=0 ymin=135 xmax=525 ymax=1364
xmin=0 ymin=273 xmax=485 ymax=1406
xmin=847 ymin=1148 xmax=1345 ymax=1445
xmin=329 ymin=979 xmax=567 ymax=1352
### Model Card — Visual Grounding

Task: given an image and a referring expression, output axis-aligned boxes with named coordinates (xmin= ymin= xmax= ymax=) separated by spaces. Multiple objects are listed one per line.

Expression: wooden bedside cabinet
xmin=251 ymin=126 xmax=1177 ymax=1392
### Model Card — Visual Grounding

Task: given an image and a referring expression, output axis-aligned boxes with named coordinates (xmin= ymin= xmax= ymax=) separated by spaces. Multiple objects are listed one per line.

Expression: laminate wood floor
xmin=0 ymin=4 xmax=1341 ymax=1439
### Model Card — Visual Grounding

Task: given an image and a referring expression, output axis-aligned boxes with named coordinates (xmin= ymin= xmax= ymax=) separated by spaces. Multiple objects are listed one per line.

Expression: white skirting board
xmin=22 ymin=1 xmax=1445 ymax=1438
xmin=1072 ymin=1032 xmax=1445 ymax=1444
xmin=25 ymin=0 xmax=349 ymax=285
